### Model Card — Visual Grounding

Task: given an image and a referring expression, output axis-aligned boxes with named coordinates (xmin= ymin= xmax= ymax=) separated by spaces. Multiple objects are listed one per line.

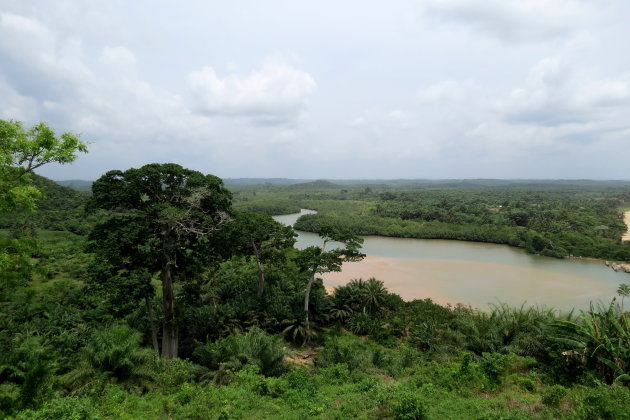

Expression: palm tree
xmin=64 ymin=324 xmax=155 ymax=394
xmin=360 ymin=278 xmax=388 ymax=314
xmin=282 ymin=318 xmax=319 ymax=347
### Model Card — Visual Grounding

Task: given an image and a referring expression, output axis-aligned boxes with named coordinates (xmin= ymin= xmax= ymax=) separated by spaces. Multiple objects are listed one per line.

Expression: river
xmin=273 ymin=209 xmax=628 ymax=311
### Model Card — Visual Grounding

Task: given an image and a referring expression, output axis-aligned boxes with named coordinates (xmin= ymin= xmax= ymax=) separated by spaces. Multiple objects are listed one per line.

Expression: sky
xmin=1 ymin=0 xmax=630 ymax=180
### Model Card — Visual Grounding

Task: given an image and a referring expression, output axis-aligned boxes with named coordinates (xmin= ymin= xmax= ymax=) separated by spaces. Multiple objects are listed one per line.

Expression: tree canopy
xmin=0 ymin=120 xmax=87 ymax=296
xmin=87 ymin=163 xmax=232 ymax=359
xmin=0 ymin=120 xmax=87 ymax=212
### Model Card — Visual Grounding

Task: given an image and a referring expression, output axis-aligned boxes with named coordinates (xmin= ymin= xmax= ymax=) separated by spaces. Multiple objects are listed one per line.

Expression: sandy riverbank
xmin=623 ymin=210 xmax=630 ymax=241
xmin=321 ymin=255 xmax=618 ymax=310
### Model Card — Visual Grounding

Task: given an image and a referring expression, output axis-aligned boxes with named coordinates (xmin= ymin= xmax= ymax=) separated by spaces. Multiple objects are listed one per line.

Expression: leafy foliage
xmin=553 ymin=301 xmax=630 ymax=383
xmin=63 ymin=324 xmax=156 ymax=394
xmin=193 ymin=327 xmax=287 ymax=383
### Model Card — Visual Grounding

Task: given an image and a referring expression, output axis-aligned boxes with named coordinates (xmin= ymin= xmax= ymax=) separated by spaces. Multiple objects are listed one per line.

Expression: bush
xmin=153 ymin=358 xmax=208 ymax=392
xmin=283 ymin=367 xmax=318 ymax=396
xmin=509 ymin=374 xmax=536 ymax=393
xmin=320 ymin=363 xmax=350 ymax=384
xmin=315 ymin=334 xmax=373 ymax=372
xmin=391 ymin=391 xmax=426 ymax=420
xmin=542 ymin=384 xmax=567 ymax=407
xmin=347 ymin=312 xmax=379 ymax=335
xmin=11 ymin=396 xmax=93 ymax=420
xmin=580 ymin=384 xmax=630 ymax=420
xmin=63 ymin=324 xmax=155 ymax=394
xmin=481 ymin=353 xmax=509 ymax=387
xmin=193 ymin=327 xmax=287 ymax=383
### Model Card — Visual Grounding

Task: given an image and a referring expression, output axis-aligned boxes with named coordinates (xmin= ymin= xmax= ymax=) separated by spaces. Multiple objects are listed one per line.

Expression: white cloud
xmin=1 ymin=1 xmax=629 ymax=179
xmin=0 ymin=11 xmax=94 ymax=102
xmin=99 ymin=46 xmax=138 ymax=78
xmin=502 ymin=57 xmax=630 ymax=128
xmin=419 ymin=0 xmax=607 ymax=43
xmin=0 ymin=7 xmax=316 ymax=176
xmin=388 ymin=110 xmax=406 ymax=120
xmin=187 ymin=57 xmax=316 ymax=123
xmin=418 ymin=80 xmax=482 ymax=104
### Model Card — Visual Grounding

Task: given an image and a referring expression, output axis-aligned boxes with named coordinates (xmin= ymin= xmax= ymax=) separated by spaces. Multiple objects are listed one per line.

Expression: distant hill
xmin=224 ymin=178 xmax=307 ymax=186
xmin=0 ymin=174 xmax=92 ymax=234
xmin=286 ymin=180 xmax=341 ymax=190
xmin=52 ymin=177 xmax=630 ymax=190
xmin=55 ymin=179 xmax=93 ymax=191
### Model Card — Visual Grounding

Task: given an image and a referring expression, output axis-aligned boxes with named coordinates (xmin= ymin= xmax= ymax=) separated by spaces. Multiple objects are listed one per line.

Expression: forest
xmin=233 ymin=180 xmax=630 ymax=260
xmin=2 ymin=121 xmax=630 ymax=419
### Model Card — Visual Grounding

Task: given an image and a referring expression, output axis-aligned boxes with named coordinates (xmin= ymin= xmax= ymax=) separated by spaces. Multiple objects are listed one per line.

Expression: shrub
xmin=153 ymin=358 xmax=208 ymax=392
xmin=63 ymin=324 xmax=155 ymax=394
xmin=391 ymin=391 xmax=426 ymax=420
xmin=320 ymin=363 xmax=350 ymax=384
xmin=315 ymin=333 xmax=373 ymax=372
xmin=193 ymin=327 xmax=286 ymax=383
xmin=481 ymin=353 xmax=509 ymax=387
xmin=580 ymin=384 xmax=630 ymax=420
xmin=11 ymin=396 xmax=93 ymax=420
xmin=542 ymin=384 xmax=567 ymax=407
xmin=347 ymin=312 xmax=378 ymax=335
xmin=509 ymin=374 xmax=537 ymax=393
xmin=283 ymin=366 xmax=318 ymax=396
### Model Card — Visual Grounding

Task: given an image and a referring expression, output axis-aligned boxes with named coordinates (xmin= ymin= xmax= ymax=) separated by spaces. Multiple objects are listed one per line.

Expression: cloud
xmin=407 ymin=56 xmax=630 ymax=170
xmin=419 ymin=0 xmax=606 ymax=43
xmin=418 ymin=79 xmax=482 ymax=104
xmin=503 ymin=57 xmax=630 ymax=128
xmin=0 ymin=7 xmax=317 ymax=177
xmin=0 ymin=11 xmax=94 ymax=100
xmin=99 ymin=46 xmax=138 ymax=78
xmin=187 ymin=57 xmax=316 ymax=123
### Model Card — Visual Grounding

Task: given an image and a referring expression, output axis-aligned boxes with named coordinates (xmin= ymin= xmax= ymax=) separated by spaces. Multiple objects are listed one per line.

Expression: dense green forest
xmin=233 ymin=181 xmax=630 ymax=260
xmin=2 ymin=121 xmax=630 ymax=418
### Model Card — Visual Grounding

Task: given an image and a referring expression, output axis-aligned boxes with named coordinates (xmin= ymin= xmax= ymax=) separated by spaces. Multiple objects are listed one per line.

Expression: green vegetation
xmin=233 ymin=181 xmax=630 ymax=260
xmin=2 ymin=124 xmax=630 ymax=418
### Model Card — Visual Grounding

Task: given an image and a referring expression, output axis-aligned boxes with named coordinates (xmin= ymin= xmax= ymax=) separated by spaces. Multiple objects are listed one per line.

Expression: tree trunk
xmin=146 ymin=297 xmax=160 ymax=356
xmin=161 ymin=242 xmax=178 ymax=359
xmin=252 ymin=240 xmax=265 ymax=298
xmin=303 ymin=274 xmax=315 ymax=343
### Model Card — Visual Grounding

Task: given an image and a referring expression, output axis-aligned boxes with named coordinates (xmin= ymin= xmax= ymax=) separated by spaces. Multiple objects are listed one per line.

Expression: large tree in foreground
xmin=88 ymin=163 xmax=232 ymax=359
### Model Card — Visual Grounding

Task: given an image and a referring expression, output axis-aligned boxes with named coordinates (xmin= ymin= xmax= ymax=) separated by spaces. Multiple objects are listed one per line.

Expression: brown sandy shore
xmin=322 ymin=256 xmax=617 ymax=310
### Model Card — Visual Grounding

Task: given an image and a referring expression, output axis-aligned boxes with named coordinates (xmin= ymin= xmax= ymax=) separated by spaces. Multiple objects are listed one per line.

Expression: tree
xmin=294 ymin=226 xmax=364 ymax=344
xmin=0 ymin=120 xmax=87 ymax=211
xmin=88 ymin=163 xmax=232 ymax=359
xmin=359 ymin=277 xmax=389 ymax=314
xmin=227 ymin=211 xmax=296 ymax=298
xmin=0 ymin=120 xmax=87 ymax=295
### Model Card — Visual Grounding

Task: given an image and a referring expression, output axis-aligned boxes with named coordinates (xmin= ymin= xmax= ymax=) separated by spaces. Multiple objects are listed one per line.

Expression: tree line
xmin=2 ymin=120 xmax=630 ymax=418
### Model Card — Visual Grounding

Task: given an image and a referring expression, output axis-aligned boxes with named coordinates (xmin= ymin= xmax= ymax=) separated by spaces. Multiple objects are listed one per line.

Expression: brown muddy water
xmin=273 ymin=210 xmax=628 ymax=311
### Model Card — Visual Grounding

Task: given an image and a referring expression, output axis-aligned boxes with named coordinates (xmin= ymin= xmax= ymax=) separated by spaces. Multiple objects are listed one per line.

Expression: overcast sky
xmin=1 ymin=0 xmax=629 ymax=180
